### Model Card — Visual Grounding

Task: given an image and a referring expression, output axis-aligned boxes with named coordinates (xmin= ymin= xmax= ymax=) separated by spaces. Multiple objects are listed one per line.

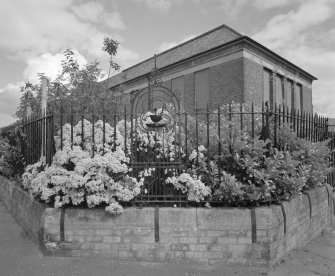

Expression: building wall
xmin=243 ymin=58 xmax=263 ymax=106
xmin=302 ymin=86 xmax=313 ymax=113
xmin=110 ymin=46 xmax=314 ymax=115
xmin=184 ymin=73 xmax=195 ymax=114
xmin=209 ymin=58 xmax=244 ymax=109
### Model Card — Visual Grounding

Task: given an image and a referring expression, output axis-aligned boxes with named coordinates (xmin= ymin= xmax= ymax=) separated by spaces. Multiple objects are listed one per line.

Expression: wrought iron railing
xmin=1 ymin=102 xmax=333 ymax=201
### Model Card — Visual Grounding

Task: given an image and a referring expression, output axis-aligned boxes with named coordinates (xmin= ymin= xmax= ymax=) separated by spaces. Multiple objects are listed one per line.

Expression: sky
xmin=0 ymin=0 xmax=335 ymax=127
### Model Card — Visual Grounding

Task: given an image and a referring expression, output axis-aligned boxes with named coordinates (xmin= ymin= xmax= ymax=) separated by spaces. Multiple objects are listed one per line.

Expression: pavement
xmin=0 ymin=199 xmax=335 ymax=276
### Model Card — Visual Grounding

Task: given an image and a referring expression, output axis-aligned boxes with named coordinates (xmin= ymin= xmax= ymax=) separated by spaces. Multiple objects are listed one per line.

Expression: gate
xmin=128 ymin=73 xmax=187 ymax=204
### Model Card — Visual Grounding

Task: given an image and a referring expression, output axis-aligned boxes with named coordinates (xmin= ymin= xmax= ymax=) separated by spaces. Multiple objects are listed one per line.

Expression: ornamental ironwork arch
xmin=131 ymin=85 xmax=181 ymax=134
xmin=130 ymin=56 xmax=181 ymax=134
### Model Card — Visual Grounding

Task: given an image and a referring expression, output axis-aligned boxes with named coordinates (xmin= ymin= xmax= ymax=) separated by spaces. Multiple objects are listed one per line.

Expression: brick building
xmin=101 ymin=24 xmax=317 ymax=114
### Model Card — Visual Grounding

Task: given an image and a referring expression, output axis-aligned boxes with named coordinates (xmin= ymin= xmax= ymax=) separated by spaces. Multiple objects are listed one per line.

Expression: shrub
xmin=0 ymin=126 xmax=26 ymax=179
xmin=20 ymin=106 xmax=333 ymax=212
xmin=22 ymin=120 xmax=144 ymax=214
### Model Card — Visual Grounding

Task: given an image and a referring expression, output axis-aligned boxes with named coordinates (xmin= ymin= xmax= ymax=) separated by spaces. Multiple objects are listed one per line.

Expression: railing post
xmin=41 ymin=76 xmax=48 ymax=160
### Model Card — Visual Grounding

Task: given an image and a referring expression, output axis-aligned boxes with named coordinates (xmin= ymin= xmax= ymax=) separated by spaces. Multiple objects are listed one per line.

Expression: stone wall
xmin=0 ymin=176 xmax=332 ymax=265
xmin=0 ymin=176 xmax=46 ymax=241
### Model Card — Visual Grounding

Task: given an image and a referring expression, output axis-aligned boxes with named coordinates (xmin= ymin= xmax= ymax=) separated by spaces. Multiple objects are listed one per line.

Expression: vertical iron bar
xmin=81 ymin=115 xmax=84 ymax=149
xmin=274 ymin=105 xmax=277 ymax=148
xmin=28 ymin=115 xmax=31 ymax=164
xmin=102 ymin=114 xmax=106 ymax=153
xmin=51 ymin=113 xmax=55 ymax=163
xmin=293 ymin=108 xmax=296 ymax=133
xmin=309 ymin=113 xmax=312 ymax=141
xmin=60 ymin=112 xmax=63 ymax=151
xmin=195 ymin=103 xmax=199 ymax=164
xmin=251 ymin=102 xmax=255 ymax=139
xmin=124 ymin=105 xmax=127 ymax=155
xmin=218 ymin=104 xmax=221 ymax=181
xmin=92 ymin=114 xmax=95 ymax=157
xmin=240 ymin=102 xmax=243 ymax=131
xmin=206 ymin=104 xmax=210 ymax=157
xmin=70 ymin=106 xmax=74 ymax=149
xmin=229 ymin=103 xmax=232 ymax=154
xmin=185 ymin=113 xmax=188 ymax=162
xmin=102 ymin=103 xmax=106 ymax=152
xmin=113 ymin=113 xmax=117 ymax=151
xmin=262 ymin=102 xmax=265 ymax=133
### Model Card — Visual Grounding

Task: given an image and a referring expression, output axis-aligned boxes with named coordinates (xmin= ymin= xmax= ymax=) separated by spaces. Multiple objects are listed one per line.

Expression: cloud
xmin=252 ymin=0 xmax=335 ymax=117
xmin=0 ymin=114 xmax=17 ymax=128
xmin=0 ymin=82 xmax=22 ymax=127
xmin=0 ymin=0 xmax=141 ymax=126
xmin=253 ymin=0 xmax=334 ymax=50
xmin=23 ymin=50 xmax=88 ymax=84
xmin=157 ymin=34 xmax=196 ymax=52
xmin=70 ymin=1 xmax=125 ymax=30
xmin=132 ymin=0 xmax=175 ymax=13
xmin=253 ymin=0 xmax=293 ymax=10
xmin=0 ymin=0 xmax=130 ymax=59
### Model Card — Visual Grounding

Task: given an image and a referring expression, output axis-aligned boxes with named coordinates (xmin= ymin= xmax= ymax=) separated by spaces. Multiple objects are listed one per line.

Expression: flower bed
xmin=17 ymin=104 xmax=333 ymax=212
xmin=1 ymin=103 xmax=334 ymax=264
xmin=0 ymin=176 xmax=332 ymax=265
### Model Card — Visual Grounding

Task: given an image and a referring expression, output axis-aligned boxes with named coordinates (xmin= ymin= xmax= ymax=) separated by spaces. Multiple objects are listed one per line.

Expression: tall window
xmin=263 ymin=69 xmax=271 ymax=105
xmin=194 ymin=69 xmax=210 ymax=110
xmin=171 ymin=76 xmax=184 ymax=112
xmin=295 ymin=83 xmax=303 ymax=112
xmin=286 ymin=80 xmax=293 ymax=110
xmin=275 ymin=74 xmax=284 ymax=106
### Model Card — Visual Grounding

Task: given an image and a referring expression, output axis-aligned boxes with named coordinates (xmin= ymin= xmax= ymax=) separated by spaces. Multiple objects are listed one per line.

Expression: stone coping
xmin=0 ymin=176 xmax=333 ymax=266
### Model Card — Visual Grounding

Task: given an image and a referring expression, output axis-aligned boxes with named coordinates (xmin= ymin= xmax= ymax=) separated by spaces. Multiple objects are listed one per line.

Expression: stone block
xmin=118 ymin=250 xmax=135 ymax=258
xmin=170 ymin=243 xmax=190 ymax=251
xmin=189 ymin=244 xmax=208 ymax=251
xmin=159 ymin=208 xmax=197 ymax=229
xmin=196 ymin=208 xmax=251 ymax=230
xmin=179 ymin=236 xmax=198 ymax=244
xmin=103 ymin=236 xmax=121 ymax=243
xmin=94 ymin=243 xmax=111 ymax=251
xmin=185 ymin=251 xmax=204 ymax=259
xmin=204 ymin=251 xmax=226 ymax=259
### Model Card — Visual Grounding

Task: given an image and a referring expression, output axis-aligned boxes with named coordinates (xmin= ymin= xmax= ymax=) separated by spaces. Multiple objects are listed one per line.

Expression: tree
xmin=15 ymin=81 xmax=41 ymax=119
xmin=102 ymin=37 xmax=121 ymax=95
xmin=15 ymin=37 xmax=121 ymax=119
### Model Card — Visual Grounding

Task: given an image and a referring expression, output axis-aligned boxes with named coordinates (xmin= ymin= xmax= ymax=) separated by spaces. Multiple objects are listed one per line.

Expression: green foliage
xmin=102 ymin=37 xmax=119 ymax=57
xmin=16 ymin=37 xmax=121 ymax=120
xmin=183 ymin=115 xmax=332 ymax=206
xmin=0 ymin=127 xmax=26 ymax=179
xmin=15 ymin=82 xmax=42 ymax=119
xmin=276 ymin=123 xmax=332 ymax=188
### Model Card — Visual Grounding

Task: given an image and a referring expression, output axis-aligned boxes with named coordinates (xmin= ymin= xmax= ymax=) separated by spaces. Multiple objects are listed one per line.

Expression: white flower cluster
xmin=22 ymin=119 xmax=145 ymax=215
xmin=138 ymin=167 xmax=156 ymax=178
xmin=56 ymin=119 xmax=125 ymax=155
xmin=165 ymin=172 xmax=211 ymax=202
xmin=116 ymin=118 xmax=182 ymax=162
xmin=189 ymin=145 xmax=207 ymax=161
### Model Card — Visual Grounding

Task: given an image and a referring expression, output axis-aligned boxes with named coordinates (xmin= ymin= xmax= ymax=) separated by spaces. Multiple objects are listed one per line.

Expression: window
xmin=171 ymin=76 xmax=184 ymax=112
xmin=286 ymin=80 xmax=293 ymax=109
xmin=275 ymin=75 xmax=284 ymax=106
xmin=194 ymin=69 xmax=209 ymax=110
xmin=295 ymin=83 xmax=303 ymax=112
xmin=263 ymin=69 xmax=271 ymax=104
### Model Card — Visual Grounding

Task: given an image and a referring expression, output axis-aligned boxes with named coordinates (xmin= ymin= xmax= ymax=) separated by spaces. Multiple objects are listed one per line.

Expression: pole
xmin=41 ymin=76 xmax=48 ymax=159
xmin=41 ymin=76 xmax=48 ymax=114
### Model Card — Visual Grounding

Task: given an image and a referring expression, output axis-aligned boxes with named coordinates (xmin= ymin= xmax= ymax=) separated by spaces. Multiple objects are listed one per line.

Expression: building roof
xmin=102 ymin=24 xmax=317 ymax=89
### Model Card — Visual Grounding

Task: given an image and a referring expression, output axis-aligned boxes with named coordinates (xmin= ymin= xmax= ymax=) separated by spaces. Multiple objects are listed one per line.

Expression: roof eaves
xmin=107 ymin=33 xmax=317 ymax=89
xmin=124 ymin=24 xmax=242 ymax=73
xmin=243 ymin=36 xmax=318 ymax=81
xmin=116 ymin=36 xmax=246 ymax=86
